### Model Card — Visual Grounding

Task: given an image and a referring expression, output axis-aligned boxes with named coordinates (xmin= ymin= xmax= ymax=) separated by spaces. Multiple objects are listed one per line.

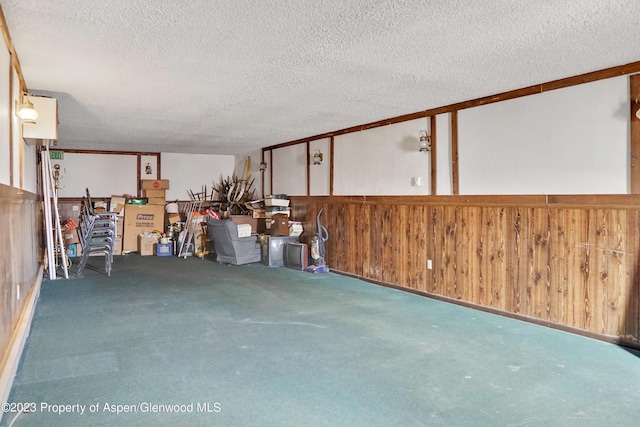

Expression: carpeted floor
xmin=3 ymin=255 xmax=640 ymax=426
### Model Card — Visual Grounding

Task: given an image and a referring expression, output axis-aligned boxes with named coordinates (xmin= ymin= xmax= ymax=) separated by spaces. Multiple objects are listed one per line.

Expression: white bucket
xmin=166 ymin=202 xmax=179 ymax=214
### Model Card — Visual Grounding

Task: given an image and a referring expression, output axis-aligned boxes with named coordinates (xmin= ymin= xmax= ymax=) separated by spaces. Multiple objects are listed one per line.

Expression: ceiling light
xmin=419 ymin=130 xmax=431 ymax=152
xmin=312 ymin=149 xmax=323 ymax=165
xmin=16 ymin=97 xmax=39 ymax=124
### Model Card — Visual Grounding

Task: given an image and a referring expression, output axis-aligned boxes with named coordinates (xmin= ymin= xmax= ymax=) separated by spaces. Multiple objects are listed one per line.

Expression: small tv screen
xmin=283 ymin=242 xmax=308 ymax=271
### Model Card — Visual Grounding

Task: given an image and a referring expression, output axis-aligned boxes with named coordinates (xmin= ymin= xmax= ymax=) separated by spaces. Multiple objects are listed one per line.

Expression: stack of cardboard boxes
xmin=141 ymin=179 xmax=169 ymax=205
xmin=120 ymin=180 xmax=170 ymax=254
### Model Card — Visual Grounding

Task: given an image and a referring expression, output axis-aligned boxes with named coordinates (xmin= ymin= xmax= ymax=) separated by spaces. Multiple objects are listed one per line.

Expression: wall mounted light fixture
xmin=312 ymin=149 xmax=323 ymax=165
xmin=259 ymin=161 xmax=267 ymax=172
xmin=16 ymin=96 xmax=39 ymax=124
xmin=419 ymin=130 xmax=431 ymax=152
xmin=635 ymin=97 xmax=640 ymax=120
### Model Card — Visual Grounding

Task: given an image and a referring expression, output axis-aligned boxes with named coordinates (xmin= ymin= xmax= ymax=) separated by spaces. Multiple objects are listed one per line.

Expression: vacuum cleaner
xmin=307 ymin=208 xmax=329 ymax=273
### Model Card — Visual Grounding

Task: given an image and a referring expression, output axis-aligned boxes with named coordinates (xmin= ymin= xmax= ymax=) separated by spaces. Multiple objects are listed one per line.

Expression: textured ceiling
xmin=2 ymin=0 xmax=640 ymax=155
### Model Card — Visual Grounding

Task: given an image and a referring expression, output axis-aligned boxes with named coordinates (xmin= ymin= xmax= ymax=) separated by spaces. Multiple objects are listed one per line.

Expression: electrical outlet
xmin=427 ymin=259 xmax=432 ymax=270
xmin=72 ymin=205 xmax=79 ymax=212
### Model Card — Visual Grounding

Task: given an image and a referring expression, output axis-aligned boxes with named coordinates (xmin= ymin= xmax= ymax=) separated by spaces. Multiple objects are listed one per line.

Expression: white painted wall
xmin=44 ymin=151 xmax=233 ymax=200
xmin=458 ymin=76 xmax=628 ymax=194
xmin=34 ymin=76 xmax=631 ymax=199
xmin=11 ymin=68 xmax=20 ymax=188
xmin=22 ymin=143 xmax=37 ymax=193
xmin=334 ymin=118 xmax=431 ymax=195
xmin=161 ymin=152 xmax=234 ymax=200
xmin=0 ymin=46 xmax=9 ymax=186
xmin=435 ymin=113 xmax=452 ymax=195
xmin=309 ymin=138 xmax=331 ymax=195
xmin=272 ymin=143 xmax=307 ymax=196
xmin=53 ymin=152 xmax=138 ymax=198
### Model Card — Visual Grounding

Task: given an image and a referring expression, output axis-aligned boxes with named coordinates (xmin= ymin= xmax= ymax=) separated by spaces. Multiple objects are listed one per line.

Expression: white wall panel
xmin=10 ymin=68 xmax=20 ymax=188
xmin=22 ymin=143 xmax=37 ymax=193
xmin=458 ymin=76 xmax=628 ymax=194
xmin=309 ymin=138 xmax=330 ymax=195
xmin=435 ymin=113 xmax=452 ymax=195
xmin=53 ymin=152 xmax=137 ymax=198
xmin=334 ymin=118 xmax=431 ymax=195
xmin=162 ymin=152 xmax=234 ymax=200
xmin=0 ymin=46 xmax=10 ymax=186
xmin=272 ymin=144 xmax=306 ymax=196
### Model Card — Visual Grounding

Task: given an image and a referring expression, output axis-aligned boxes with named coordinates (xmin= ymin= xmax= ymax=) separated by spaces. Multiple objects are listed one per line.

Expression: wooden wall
xmin=290 ymin=195 xmax=640 ymax=346
xmin=0 ymin=184 xmax=41 ymax=364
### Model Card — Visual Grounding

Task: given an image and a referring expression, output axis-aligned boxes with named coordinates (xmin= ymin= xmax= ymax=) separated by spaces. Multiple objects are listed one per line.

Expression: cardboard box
xmin=143 ymin=189 xmax=166 ymax=198
xmin=116 ymin=219 xmax=124 ymax=237
xmin=113 ymin=236 xmax=123 ymax=256
xmin=231 ymin=215 xmax=258 ymax=231
xmin=167 ymin=213 xmax=181 ymax=224
xmin=138 ymin=235 xmax=159 ymax=256
xmin=237 ymin=223 xmax=252 ymax=238
xmin=123 ymin=204 xmax=165 ymax=252
xmin=270 ymin=214 xmax=290 ymax=237
xmin=110 ymin=195 xmax=126 ymax=215
xmin=63 ymin=229 xmax=80 ymax=245
xmin=147 ymin=197 xmax=166 ymax=205
xmin=141 ymin=179 xmax=170 ymax=190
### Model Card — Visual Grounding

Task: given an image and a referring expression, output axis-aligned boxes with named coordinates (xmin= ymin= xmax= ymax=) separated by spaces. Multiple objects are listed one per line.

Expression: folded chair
xmin=76 ymin=189 xmax=118 ymax=276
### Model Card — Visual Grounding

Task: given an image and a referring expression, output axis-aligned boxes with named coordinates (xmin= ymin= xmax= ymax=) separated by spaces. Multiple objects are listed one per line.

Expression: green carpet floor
xmin=3 ymin=255 xmax=640 ymax=426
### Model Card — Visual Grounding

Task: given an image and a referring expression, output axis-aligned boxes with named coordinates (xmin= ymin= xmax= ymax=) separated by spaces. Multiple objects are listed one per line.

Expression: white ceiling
xmin=3 ymin=1 xmax=640 ymax=155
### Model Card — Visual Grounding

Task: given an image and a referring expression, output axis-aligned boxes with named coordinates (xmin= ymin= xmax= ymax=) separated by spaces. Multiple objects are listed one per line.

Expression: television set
xmin=262 ymin=236 xmax=299 ymax=267
xmin=283 ymin=242 xmax=309 ymax=271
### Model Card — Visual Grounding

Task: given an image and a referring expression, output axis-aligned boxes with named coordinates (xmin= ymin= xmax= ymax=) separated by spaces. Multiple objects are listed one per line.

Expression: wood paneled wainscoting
xmin=290 ymin=195 xmax=640 ymax=347
xmin=0 ymin=185 xmax=42 ymax=376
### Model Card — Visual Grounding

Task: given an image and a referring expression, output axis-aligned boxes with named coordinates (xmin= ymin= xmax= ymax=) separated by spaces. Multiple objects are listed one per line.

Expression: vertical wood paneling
xmin=289 ymin=196 xmax=640 ymax=345
xmin=359 ymin=204 xmax=370 ymax=278
xmin=510 ymin=208 xmax=526 ymax=314
xmin=605 ymin=209 xmax=625 ymax=337
xmin=415 ymin=205 xmax=428 ymax=293
xmin=382 ymin=205 xmax=395 ymax=285
xmin=369 ymin=204 xmax=385 ymax=281
xmin=457 ymin=206 xmax=469 ymax=301
xmin=582 ymin=209 xmax=595 ymax=330
xmin=395 ymin=205 xmax=408 ymax=287
xmin=466 ymin=207 xmax=480 ymax=304
xmin=332 ymin=203 xmax=347 ymax=272
xmin=1 ymin=185 xmax=41 ymax=366
xmin=625 ymin=211 xmax=640 ymax=340
xmin=594 ymin=209 xmax=608 ymax=334
xmin=565 ymin=209 xmax=580 ymax=328
xmin=491 ymin=208 xmax=507 ymax=310
xmin=529 ymin=208 xmax=548 ymax=319
xmin=549 ymin=208 xmax=567 ymax=324
xmin=443 ymin=205 xmax=458 ymax=299
xmin=434 ymin=205 xmax=447 ymax=295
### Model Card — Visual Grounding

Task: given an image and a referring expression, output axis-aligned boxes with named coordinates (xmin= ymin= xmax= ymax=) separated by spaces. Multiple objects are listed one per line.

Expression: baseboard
xmin=0 ymin=265 xmax=43 ymax=423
